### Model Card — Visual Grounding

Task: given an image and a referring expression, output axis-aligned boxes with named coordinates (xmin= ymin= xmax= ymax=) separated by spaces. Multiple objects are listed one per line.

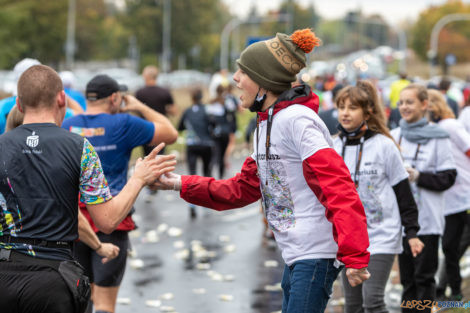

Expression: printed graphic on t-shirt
xmin=260 ymin=161 xmax=295 ymax=232
xmin=69 ymin=126 xmax=105 ymax=137
xmin=357 ymin=180 xmax=383 ymax=225
xmin=0 ymin=180 xmax=22 ymax=236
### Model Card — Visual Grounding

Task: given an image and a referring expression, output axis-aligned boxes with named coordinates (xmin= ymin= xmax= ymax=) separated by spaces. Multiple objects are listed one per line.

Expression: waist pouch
xmin=1 ymin=249 xmax=90 ymax=313
xmin=57 ymin=260 xmax=91 ymax=313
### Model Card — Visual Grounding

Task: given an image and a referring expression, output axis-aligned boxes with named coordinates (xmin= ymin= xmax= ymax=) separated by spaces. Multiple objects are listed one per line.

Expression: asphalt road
xmin=116 ymin=155 xmax=286 ymax=313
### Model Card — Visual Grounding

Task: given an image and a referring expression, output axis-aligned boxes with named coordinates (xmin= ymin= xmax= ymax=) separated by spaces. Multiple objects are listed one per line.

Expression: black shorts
xmin=0 ymin=251 xmax=75 ymax=313
xmin=74 ymin=231 xmax=129 ymax=287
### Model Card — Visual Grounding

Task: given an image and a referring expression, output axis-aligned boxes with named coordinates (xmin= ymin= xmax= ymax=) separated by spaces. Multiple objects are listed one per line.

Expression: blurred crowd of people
xmin=1 ymin=45 xmax=470 ymax=313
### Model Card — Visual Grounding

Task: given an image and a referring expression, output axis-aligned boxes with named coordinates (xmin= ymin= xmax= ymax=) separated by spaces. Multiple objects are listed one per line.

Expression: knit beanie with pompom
xmin=236 ymin=28 xmax=321 ymax=94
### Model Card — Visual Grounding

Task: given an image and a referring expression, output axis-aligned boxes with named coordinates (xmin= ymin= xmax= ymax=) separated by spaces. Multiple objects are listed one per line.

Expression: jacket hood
xmin=258 ymin=84 xmax=319 ymax=121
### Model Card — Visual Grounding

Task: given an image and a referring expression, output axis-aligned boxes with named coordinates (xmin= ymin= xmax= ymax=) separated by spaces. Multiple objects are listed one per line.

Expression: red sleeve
xmin=302 ymin=148 xmax=370 ymax=269
xmin=466 ymin=149 xmax=470 ymax=158
xmin=180 ymin=157 xmax=261 ymax=211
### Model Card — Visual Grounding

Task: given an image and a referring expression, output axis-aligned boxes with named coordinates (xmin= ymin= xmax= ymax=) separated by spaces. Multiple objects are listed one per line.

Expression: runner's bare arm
xmin=77 ymin=209 xmax=120 ymax=263
xmin=87 ymin=144 xmax=176 ymax=233
xmin=121 ymin=95 xmax=178 ymax=145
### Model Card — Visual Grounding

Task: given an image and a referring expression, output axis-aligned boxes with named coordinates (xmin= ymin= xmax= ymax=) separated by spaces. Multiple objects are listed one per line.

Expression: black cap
xmin=86 ymin=74 xmax=128 ymax=101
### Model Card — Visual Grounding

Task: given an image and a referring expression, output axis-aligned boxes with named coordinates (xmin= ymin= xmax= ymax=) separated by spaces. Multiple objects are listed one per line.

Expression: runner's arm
xmin=122 ymin=95 xmax=178 ymax=145
xmin=80 ymin=142 xmax=175 ymax=233
xmin=77 ymin=209 xmax=120 ymax=263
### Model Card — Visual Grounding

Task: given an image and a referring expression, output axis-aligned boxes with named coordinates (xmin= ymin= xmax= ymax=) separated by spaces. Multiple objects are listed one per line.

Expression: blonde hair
xmin=401 ymin=84 xmax=428 ymax=102
xmin=335 ymin=80 xmax=393 ymax=141
xmin=427 ymin=89 xmax=455 ymax=119
xmin=6 ymin=105 xmax=24 ymax=132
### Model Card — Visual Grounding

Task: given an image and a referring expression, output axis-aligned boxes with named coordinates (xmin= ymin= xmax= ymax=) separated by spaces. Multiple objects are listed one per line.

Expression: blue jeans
xmin=281 ymin=259 xmax=342 ymax=313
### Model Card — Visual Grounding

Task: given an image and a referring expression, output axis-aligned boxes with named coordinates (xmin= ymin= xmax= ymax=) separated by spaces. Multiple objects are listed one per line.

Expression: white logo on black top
xmin=26 ymin=131 xmax=39 ymax=148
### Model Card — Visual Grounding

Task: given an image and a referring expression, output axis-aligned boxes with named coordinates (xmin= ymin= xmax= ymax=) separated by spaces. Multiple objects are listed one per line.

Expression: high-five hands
xmin=346 ymin=267 xmax=371 ymax=287
xmin=151 ymin=172 xmax=182 ymax=191
xmin=133 ymin=143 xmax=176 ymax=185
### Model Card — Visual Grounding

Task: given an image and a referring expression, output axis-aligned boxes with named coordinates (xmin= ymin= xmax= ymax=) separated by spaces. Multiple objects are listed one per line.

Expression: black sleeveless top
xmin=0 ymin=123 xmax=84 ymax=260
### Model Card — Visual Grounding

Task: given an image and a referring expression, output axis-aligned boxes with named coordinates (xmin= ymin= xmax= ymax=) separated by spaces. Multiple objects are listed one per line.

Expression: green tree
xmin=0 ymin=0 xmax=68 ymax=68
xmin=124 ymin=0 xmax=231 ymax=71
xmin=411 ymin=0 xmax=470 ymax=63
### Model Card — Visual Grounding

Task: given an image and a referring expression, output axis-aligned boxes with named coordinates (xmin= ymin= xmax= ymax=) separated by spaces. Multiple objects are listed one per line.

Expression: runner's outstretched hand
xmin=133 ymin=143 xmax=176 ymax=185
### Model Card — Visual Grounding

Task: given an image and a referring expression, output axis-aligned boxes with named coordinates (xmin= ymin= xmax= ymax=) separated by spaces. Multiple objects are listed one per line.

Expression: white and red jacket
xmin=180 ymin=86 xmax=370 ymax=268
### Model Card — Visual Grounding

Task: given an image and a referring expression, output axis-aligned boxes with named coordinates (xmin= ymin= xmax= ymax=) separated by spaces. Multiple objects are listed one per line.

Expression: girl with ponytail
xmin=333 ymin=80 xmax=424 ymax=313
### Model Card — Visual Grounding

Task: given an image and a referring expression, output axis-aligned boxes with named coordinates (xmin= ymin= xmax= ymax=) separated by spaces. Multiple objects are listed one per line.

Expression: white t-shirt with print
xmin=391 ymin=128 xmax=456 ymax=235
xmin=333 ymin=134 xmax=408 ymax=255
xmin=459 ymin=106 xmax=470 ymax=134
xmin=252 ymin=104 xmax=338 ymax=266
xmin=438 ymin=119 xmax=470 ymax=215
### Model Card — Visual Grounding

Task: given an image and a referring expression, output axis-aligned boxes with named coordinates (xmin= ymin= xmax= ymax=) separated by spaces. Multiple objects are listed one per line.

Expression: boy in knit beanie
xmin=154 ymin=29 xmax=370 ymax=312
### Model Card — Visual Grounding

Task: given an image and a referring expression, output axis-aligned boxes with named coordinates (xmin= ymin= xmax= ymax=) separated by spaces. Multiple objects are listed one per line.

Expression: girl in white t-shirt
xmin=428 ymin=89 xmax=470 ymax=300
xmin=459 ymin=97 xmax=470 ymax=133
xmin=334 ymin=80 xmax=424 ymax=313
xmin=391 ymin=84 xmax=456 ymax=311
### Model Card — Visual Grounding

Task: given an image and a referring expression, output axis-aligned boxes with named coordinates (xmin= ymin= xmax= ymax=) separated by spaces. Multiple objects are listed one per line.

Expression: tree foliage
xmin=1 ymin=0 xmax=469 ymax=72
xmin=0 ymin=0 xmax=68 ymax=68
xmin=0 ymin=0 xmax=231 ymax=71
xmin=411 ymin=0 xmax=470 ymax=63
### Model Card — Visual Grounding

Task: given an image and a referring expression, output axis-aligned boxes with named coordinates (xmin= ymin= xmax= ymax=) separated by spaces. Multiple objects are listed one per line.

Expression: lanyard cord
xmin=342 ymin=136 xmax=365 ymax=188
xmin=398 ymin=135 xmax=421 ymax=168
xmin=255 ymin=106 xmax=275 ymax=186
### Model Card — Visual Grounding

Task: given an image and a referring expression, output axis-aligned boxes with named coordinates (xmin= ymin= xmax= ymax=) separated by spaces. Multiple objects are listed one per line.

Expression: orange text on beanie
xmin=236 ymin=29 xmax=321 ymax=93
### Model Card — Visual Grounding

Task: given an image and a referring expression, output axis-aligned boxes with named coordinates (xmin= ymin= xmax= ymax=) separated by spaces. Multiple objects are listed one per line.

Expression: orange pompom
xmin=290 ymin=28 xmax=321 ymax=53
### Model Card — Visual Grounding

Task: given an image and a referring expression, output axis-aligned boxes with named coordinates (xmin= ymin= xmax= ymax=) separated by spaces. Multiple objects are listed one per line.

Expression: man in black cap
xmin=62 ymin=74 xmax=178 ymax=313
xmin=0 ymin=65 xmax=176 ymax=313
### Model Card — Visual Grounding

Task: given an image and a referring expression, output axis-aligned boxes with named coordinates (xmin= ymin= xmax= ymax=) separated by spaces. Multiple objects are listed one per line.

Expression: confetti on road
xmin=196 ymin=263 xmax=211 ymax=270
xmin=157 ymin=223 xmax=169 ymax=233
xmin=145 ymin=300 xmax=162 ymax=308
xmin=264 ymin=283 xmax=282 ymax=292
xmin=192 ymin=288 xmax=207 ymax=294
xmin=117 ymin=297 xmax=131 ymax=305
xmin=223 ymin=274 xmax=235 ymax=282
xmin=129 ymin=259 xmax=144 ymax=269
xmin=174 ymin=249 xmax=189 ymax=260
xmin=264 ymin=260 xmax=279 ymax=268
xmin=224 ymin=244 xmax=236 ymax=253
xmin=144 ymin=230 xmax=159 ymax=243
xmin=159 ymin=292 xmax=174 ymax=300
xmin=128 ymin=230 xmax=142 ymax=239
xmin=160 ymin=305 xmax=176 ymax=312
xmin=209 ymin=272 xmax=224 ymax=281
xmin=218 ymin=235 xmax=231 ymax=242
xmin=219 ymin=294 xmax=234 ymax=302
xmin=173 ymin=240 xmax=185 ymax=249
xmin=127 ymin=249 xmax=137 ymax=258
xmin=168 ymin=227 xmax=183 ymax=237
